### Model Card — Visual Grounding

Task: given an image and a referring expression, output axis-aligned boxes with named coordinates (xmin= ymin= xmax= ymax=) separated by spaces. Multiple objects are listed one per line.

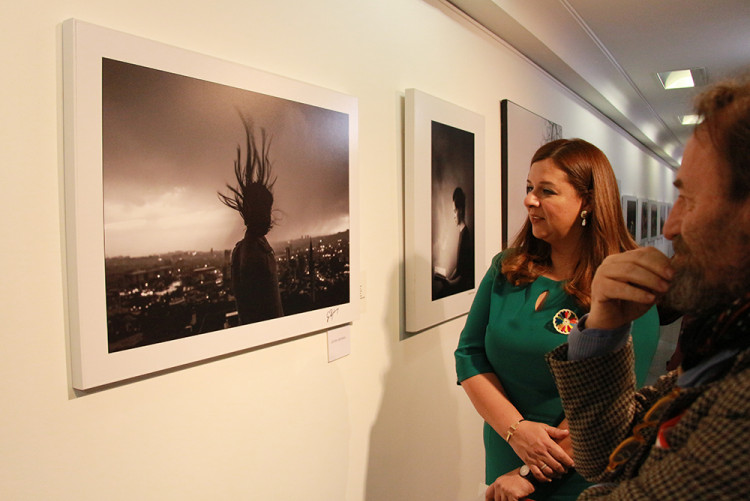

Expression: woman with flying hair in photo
xmin=219 ymin=116 xmax=283 ymax=325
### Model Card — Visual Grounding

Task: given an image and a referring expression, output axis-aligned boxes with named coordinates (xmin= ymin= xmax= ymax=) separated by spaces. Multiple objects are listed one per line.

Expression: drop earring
xmin=580 ymin=210 xmax=588 ymax=226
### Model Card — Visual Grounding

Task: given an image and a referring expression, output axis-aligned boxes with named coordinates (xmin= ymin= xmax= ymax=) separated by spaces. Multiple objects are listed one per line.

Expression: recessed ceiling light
xmin=680 ymin=114 xmax=702 ymax=125
xmin=657 ymin=68 xmax=707 ymax=90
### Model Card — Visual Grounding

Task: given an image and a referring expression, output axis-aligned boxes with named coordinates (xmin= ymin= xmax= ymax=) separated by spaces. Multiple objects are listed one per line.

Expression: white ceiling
xmin=445 ymin=0 xmax=750 ymax=168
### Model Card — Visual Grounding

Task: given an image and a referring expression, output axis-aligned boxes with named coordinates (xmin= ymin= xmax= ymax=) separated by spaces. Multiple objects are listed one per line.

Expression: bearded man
xmin=490 ymin=76 xmax=750 ymax=501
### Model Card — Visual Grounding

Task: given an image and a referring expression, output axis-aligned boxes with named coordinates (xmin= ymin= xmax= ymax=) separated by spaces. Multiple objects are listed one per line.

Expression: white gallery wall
xmin=0 ymin=0 xmax=675 ymax=500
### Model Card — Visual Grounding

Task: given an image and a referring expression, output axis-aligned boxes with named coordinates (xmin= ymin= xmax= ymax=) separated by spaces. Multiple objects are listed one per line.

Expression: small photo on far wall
xmin=621 ymin=195 xmax=638 ymax=241
xmin=639 ymin=198 xmax=649 ymax=244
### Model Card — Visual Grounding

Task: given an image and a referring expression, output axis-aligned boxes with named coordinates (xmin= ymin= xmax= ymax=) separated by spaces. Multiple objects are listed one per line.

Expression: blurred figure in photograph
xmin=434 ymin=186 xmax=474 ymax=299
xmin=219 ymin=117 xmax=283 ymax=324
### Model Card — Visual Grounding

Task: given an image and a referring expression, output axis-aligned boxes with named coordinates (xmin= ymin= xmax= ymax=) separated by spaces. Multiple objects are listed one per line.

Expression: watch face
xmin=519 ymin=465 xmax=530 ymax=478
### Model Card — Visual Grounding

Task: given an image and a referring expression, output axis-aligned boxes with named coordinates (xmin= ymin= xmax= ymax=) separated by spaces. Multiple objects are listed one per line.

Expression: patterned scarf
xmin=679 ymin=291 xmax=750 ymax=371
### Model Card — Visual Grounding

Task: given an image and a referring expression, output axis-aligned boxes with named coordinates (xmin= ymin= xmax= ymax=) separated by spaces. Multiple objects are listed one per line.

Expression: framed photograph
xmin=63 ymin=19 xmax=359 ymax=389
xmin=639 ymin=198 xmax=650 ymax=245
xmin=621 ymin=195 xmax=639 ymax=241
xmin=659 ymin=202 xmax=668 ymax=235
xmin=649 ymin=200 xmax=659 ymax=238
xmin=404 ymin=89 xmax=485 ymax=333
xmin=501 ymin=100 xmax=563 ymax=248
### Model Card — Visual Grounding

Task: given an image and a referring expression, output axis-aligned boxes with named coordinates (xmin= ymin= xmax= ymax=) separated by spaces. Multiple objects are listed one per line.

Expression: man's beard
xmin=662 ymin=233 xmax=749 ymax=313
xmin=661 ymin=257 xmax=714 ymax=312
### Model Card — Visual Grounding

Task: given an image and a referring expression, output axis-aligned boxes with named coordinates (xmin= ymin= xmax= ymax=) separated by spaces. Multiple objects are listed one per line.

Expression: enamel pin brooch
xmin=553 ymin=309 xmax=578 ymax=335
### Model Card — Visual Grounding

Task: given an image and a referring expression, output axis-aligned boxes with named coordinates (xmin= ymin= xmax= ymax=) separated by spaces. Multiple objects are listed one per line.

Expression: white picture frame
xmin=404 ymin=89 xmax=485 ymax=333
xmin=63 ymin=19 xmax=359 ymax=389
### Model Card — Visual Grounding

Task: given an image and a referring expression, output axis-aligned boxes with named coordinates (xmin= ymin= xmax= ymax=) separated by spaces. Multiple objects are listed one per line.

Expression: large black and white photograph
xmin=63 ymin=20 xmax=359 ymax=389
xmin=430 ymin=121 xmax=475 ymax=301
xmin=103 ymin=58 xmax=350 ymax=352
xmin=501 ymin=100 xmax=563 ymax=248
xmin=404 ymin=89 xmax=484 ymax=334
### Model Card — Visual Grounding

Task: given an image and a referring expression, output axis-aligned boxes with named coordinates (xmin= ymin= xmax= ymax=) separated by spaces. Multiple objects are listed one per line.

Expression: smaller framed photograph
xmin=639 ymin=198 xmax=650 ymax=245
xmin=404 ymin=89 xmax=485 ymax=333
xmin=649 ymin=200 xmax=659 ymax=238
xmin=621 ymin=195 xmax=639 ymax=241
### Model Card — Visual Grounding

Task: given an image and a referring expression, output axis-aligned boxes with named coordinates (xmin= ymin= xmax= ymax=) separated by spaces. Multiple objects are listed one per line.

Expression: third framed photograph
xmin=404 ymin=89 xmax=485 ymax=333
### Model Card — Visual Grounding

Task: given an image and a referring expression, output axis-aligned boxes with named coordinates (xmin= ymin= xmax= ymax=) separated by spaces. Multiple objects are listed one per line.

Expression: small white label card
xmin=327 ymin=324 xmax=351 ymax=362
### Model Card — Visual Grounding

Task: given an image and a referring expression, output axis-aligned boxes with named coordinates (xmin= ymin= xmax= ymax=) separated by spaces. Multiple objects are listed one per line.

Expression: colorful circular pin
xmin=553 ymin=309 xmax=578 ymax=335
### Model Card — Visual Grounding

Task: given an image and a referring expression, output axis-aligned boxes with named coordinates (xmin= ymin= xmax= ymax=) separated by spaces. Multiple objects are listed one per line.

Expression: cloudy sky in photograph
xmin=102 ymin=58 xmax=350 ymax=258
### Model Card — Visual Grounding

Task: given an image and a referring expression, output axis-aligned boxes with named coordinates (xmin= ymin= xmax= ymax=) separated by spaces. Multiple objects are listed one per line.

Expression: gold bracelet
xmin=505 ymin=418 xmax=525 ymax=442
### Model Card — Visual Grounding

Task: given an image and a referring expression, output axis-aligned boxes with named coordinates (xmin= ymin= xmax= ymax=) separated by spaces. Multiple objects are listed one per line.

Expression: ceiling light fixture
xmin=680 ymin=114 xmax=702 ymax=125
xmin=657 ymin=68 xmax=707 ymax=90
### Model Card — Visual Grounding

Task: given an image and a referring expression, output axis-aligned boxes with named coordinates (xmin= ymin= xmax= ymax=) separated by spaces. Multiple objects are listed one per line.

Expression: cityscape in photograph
xmin=105 ymin=231 xmax=350 ymax=352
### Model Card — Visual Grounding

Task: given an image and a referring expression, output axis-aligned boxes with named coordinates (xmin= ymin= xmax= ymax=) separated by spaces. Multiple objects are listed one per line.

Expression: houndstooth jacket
xmin=546 ymin=340 xmax=750 ymax=500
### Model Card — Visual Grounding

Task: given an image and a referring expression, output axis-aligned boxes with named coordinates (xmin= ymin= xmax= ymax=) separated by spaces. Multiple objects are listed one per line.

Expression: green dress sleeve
xmin=455 ymin=252 xmax=504 ymax=383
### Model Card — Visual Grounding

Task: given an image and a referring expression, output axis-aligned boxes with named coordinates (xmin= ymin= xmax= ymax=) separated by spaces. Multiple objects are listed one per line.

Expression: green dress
xmin=455 ymin=252 xmax=660 ymax=500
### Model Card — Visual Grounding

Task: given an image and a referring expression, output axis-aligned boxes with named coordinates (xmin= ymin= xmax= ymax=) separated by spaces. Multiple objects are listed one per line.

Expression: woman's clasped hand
xmin=507 ymin=420 xmax=574 ymax=481
xmin=485 ymin=420 xmax=573 ymax=501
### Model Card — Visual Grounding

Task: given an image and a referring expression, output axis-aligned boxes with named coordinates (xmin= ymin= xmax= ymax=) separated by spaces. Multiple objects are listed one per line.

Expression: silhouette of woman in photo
xmin=219 ymin=117 xmax=283 ymax=324
xmin=434 ymin=186 xmax=474 ymax=299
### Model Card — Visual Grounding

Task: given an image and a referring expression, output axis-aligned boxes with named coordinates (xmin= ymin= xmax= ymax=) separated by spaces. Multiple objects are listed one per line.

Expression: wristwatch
xmin=519 ymin=464 xmax=532 ymax=479
xmin=519 ymin=464 xmax=540 ymax=485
